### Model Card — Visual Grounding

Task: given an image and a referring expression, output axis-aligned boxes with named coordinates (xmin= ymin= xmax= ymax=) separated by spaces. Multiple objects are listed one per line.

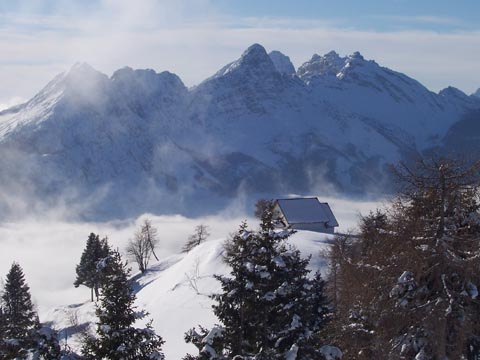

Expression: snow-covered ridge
xmin=0 ymin=43 xmax=479 ymax=219
xmin=44 ymin=230 xmax=332 ymax=359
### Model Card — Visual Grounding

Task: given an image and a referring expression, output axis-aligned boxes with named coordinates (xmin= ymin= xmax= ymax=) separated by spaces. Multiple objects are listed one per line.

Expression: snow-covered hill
xmin=44 ymin=230 xmax=332 ymax=359
xmin=0 ymin=43 xmax=479 ymax=219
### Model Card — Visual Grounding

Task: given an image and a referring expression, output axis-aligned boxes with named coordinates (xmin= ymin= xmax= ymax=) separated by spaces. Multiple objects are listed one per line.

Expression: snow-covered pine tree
xmin=185 ymin=204 xmax=332 ymax=359
xmin=0 ymin=262 xmax=39 ymax=359
xmin=81 ymin=250 xmax=165 ymax=360
xmin=0 ymin=263 xmax=78 ymax=359
xmin=74 ymin=233 xmax=111 ymax=301
xmin=0 ymin=306 xmax=5 ymax=348
xmin=30 ymin=324 xmax=63 ymax=359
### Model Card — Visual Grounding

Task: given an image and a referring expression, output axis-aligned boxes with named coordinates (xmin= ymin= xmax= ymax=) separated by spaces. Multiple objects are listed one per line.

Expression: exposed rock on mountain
xmin=268 ymin=50 xmax=296 ymax=76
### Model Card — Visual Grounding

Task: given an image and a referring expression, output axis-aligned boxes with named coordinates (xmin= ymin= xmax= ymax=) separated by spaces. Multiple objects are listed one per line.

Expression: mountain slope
xmin=44 ymin=230 xmax=332 ymax=359
xmin=0 ymin=44 xmax=479 ymax=219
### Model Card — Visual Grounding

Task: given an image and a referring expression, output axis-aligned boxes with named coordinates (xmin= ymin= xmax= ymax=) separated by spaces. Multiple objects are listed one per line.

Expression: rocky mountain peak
xmin=57 ymin=62 xmax=110 ymax=103
xmin=268 ymin=50 xmax=296 ymax=76
xmin=111 ymin=67 xmax=186 ymax=93
xmin=349 ymin=51 xmax=365 ymax=61
xmin=241 ymin=43 xmax=268 ymax=60
xmin=439 ymin=86 xmax=469 ymax=99
xmin=63 ymin=62 xmax=108 ymax=88
xmin=209 ymin=43 xmax=277 ymax=80
xmin=340 ymin=51 xmax=368 ymax=72
xmin=297 ymin=50 xmax=346 ymax=81
xmin=68 ymin=62 xmax=98 ymax=75
xmin=324 ymin=50 xmax=341 ymax=60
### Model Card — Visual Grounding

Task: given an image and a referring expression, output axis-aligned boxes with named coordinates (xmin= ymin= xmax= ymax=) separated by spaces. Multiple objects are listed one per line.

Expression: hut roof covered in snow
xmin=273 ymin=197 xmax=339 ymax=234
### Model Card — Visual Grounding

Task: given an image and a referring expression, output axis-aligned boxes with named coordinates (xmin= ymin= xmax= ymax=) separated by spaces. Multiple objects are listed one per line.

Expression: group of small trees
xmin=184 ymin=204 xmax=335 ymax=359
xmin=73 ymin=233 xmax=165 ymax=359
xmin=325 ymin=158 xmax=480 ymax=359
xmin=125 ymin=219 xmax=210 ymax=273
xmin=0 ymin=232 xmax=166 ymax=359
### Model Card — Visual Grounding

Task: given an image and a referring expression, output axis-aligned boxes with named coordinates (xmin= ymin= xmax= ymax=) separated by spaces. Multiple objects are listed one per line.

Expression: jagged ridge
xmin=0 ymin=44 xmax=479 ymax=219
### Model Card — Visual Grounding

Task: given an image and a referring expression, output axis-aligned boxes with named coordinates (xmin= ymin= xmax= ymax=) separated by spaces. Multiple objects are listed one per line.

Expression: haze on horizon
xmin=1 ymin=0 xmax=480 ymax=111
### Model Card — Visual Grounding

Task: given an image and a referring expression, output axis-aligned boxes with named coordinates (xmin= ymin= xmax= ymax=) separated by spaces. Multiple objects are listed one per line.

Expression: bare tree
xmin=325 ymin=157 xmax=480 ymax=359
xmin=141 ymin=219 xmax=159 ymax=261
xmin=182 ymin=224 xmax=210 ymax=253
xmin=185 ymin=257 xmax=201 ymax=294
xmin=126 ymin=219 xmax=159 ymax=273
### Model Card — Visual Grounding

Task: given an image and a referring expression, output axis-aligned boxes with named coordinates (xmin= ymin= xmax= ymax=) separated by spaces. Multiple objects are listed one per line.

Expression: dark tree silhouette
xmin=74 ymin=233 xmax=110 ymax=301
xmin=82 ymin=250 xmax=165 ymax=360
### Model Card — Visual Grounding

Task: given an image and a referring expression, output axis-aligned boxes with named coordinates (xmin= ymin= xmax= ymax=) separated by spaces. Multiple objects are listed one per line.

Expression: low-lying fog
xmin=0 ymin=197 xmax=382 ymax=317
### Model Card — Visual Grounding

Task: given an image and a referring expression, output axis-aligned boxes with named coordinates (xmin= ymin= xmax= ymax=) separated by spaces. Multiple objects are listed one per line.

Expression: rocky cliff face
xmin=0 ymin=44 xmax=479 ymax=219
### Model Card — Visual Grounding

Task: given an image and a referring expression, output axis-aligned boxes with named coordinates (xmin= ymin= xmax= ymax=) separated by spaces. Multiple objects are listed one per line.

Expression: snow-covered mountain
xmin=0 ymin=43 xmax=479 ymax=219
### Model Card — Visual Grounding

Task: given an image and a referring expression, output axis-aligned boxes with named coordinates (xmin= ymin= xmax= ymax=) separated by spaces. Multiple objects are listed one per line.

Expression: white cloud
xmin=0 ymin=2 xmax=479 ymax=107
xmin=0 ymin=96 xmax=25 ymax=111
xmin=0 ymin=214 xmax=243 ymax=316
xmin=0 ymin=195 xmax=379 ymax=317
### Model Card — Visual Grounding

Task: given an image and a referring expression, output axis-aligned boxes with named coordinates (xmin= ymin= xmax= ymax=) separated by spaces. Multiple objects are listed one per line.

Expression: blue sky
xmin=214 ymin=0 xmax=479 ymax=31
xmin=2 ymin=0 xmax=478 ymax=31
xmin=0 ymin=0 xmax=479 ymax=109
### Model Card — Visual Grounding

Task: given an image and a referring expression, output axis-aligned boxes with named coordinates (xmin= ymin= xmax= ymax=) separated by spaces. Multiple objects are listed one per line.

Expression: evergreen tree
xmin=74 ymin=233 xmax=111 ymax=301
xmin=0 ymin=262 xmax=39 ymax=359
xmin=0 ymin=306 xmax=6 ymax=355
xmin=82 ymin=250 xmax=165 ymax=360
xmin=30 ymin=325 xmax=63 ymax=359
xmin=0 ymin=264 xmax=77 ymax=359
xmin=185 ymin=204 xmax=333 ymax=359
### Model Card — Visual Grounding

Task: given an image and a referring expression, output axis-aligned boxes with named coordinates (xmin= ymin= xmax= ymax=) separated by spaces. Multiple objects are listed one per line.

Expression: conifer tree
xmin=0 ymin=264 xmax=75 ymax=359
xmin=74 ymin=233 xmax=111 ymax=301
xmin=82 ymin=250 xmax=165 ymax=360
xmin=30 ymin=325 xmax=63 ymax=359
xmin=185 ymin=204 xmax=332 ymax=359
xmin=0 ymin=306 xmax=5 ymax=346
xmin=0 ymin=262 xmax=39 ymax=359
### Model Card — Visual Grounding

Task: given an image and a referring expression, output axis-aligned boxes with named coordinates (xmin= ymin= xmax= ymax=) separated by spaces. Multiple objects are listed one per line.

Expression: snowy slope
xmin=44 ymin=230 xmax=333 ymax=359
xmin=0 ymin=44 xmax=479 ymax=219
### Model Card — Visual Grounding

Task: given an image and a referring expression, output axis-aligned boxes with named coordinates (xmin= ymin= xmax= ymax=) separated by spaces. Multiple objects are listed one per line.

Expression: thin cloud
xmin=0 ymin=96 xmax=25 ymax=111
xmin=0 ymin=1 xmax=479 ymax=106
xmin=369 ymin=14 xmax=469 ymax=27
